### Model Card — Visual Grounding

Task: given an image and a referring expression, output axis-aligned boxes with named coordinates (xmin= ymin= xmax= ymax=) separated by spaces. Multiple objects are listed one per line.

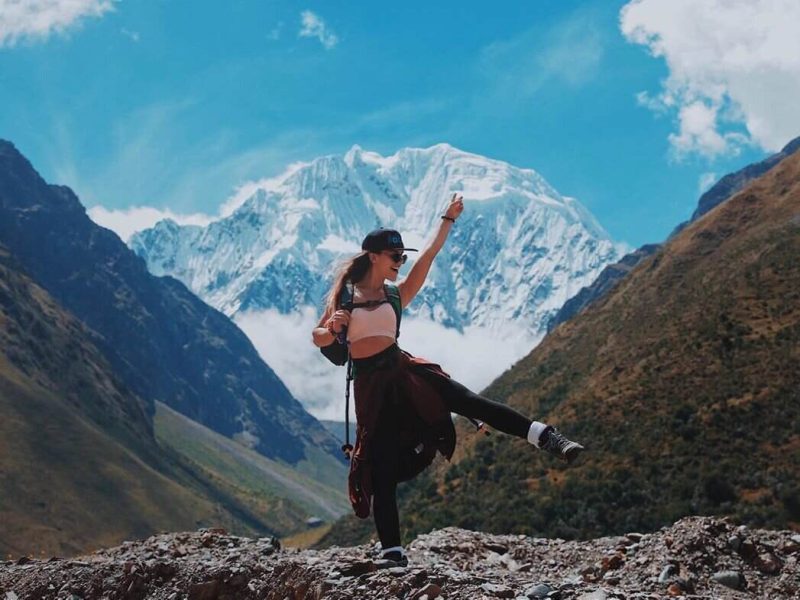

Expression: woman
xmin=311 ymin=193 xmax=584 ymax=566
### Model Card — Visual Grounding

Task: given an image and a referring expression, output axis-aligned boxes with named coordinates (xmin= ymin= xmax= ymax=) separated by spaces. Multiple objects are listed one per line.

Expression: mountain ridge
xmin=0 ymin=139 xmax=346 ymax=471
xmin=1 ymin=244 xmax=278 ymax=557
xmin=130 ymin=143 xmax=623 ymax=337
xmin=548 ymin=135 xmax=800 ymax=331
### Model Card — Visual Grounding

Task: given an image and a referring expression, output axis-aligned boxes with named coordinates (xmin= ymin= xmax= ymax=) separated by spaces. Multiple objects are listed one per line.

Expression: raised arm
xmin=398 ymin=193 xmax=464 ymax=309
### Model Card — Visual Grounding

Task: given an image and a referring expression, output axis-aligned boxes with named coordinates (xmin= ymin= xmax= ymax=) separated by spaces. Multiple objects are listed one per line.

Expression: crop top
xmin=347 ymin=301 xmax=397 ymax=344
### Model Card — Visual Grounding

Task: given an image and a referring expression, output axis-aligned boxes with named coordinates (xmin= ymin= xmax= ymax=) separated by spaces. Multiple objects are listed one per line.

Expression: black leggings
xmin=370 ymin=374 xmax=532 ymax=550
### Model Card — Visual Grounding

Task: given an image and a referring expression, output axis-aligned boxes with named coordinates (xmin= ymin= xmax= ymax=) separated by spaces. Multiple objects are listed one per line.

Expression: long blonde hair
xmin=325 ymin=251 xmax=372 ymax=316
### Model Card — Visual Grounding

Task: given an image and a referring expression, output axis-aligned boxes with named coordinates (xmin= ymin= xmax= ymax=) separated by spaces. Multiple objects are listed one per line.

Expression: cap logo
xmin=390 ymin=234 xmax=401 ymax=244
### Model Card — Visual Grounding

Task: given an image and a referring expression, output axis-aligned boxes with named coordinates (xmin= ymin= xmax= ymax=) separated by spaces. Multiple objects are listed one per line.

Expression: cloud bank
xmin=0 ymin=0 xmax=114 ymax=47
xmin=235 ymin=308 xmax=537 ymax=422
xmin=621 ymin=0 xmax=800 ymax=158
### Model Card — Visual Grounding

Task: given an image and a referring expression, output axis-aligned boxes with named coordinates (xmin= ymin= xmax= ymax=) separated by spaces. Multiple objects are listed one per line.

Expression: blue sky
xmin=1 ymin=0 xmax=797 ymax=247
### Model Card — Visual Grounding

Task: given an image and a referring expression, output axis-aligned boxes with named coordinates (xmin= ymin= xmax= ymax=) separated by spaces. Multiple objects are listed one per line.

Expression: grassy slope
xmin=0 ymin=360 xmax=221 ymax=559
xmin=321 ymin=147 xmax=800 ymax=548
xmin=154 ymin=401 xmax=349 ymax=529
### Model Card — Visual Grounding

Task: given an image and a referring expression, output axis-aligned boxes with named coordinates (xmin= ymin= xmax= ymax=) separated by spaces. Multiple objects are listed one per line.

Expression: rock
xmin=188 ymin=580 xmax=221 ymax=600
xmin=410 ymin=569 xmax=428 ymax=586
xmin=666 ymin=582 xmax=683 ymax=596
xmin=480 ymin=582 xmax=514 ymax=597
xmin=784 ymin=541 xmax=800 ymax=554
xmin=755 ymin=552 xmax=782 ymax=574
xmin=738 ymin=539 xmax=758 ymax=561
xmin=412 ymin=583 xmax=442 ymax=600
xmin=577 ymin=591 xmax=607 ymax=600
xmin=337 ymin=560 xmax=376 ymax=577
xmin=727 ymin=535 xmax=743 ymax=552
xmin=658 ymin=564 xmax=677 ymax=583
xmin=600 ymin=553 xmax=624 ymax=571
xmin=711 ymin=570 xmax=744 ymax=590
xmin=153 ymin=562 xmax=177 ymax=580
xmin=524 ymin=582 xmax=552 ymax=598
xmin=15 ymin=557 xmax=30 ymax=566
xmin=484 ymin=542 xmax=509 ymax=555
xmin=625 ymin=533 xmax=644 ymax=543
xmin=2 ymin=516 xmax=800 ymax=600
xmin=602 ymin=573 xmax=620 ymax=585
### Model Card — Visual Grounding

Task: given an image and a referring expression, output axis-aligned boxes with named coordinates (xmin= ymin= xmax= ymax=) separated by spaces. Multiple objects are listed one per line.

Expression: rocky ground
xmin=1 ymin=517 xmax=798 ymax=599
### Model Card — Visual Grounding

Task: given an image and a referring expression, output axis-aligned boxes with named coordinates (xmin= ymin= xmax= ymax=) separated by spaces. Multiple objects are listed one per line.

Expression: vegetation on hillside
xmin=320 ymin=148 xmax=800 ymax=548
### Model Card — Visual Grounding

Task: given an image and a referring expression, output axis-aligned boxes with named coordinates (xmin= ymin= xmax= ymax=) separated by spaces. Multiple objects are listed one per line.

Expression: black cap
xmin=361 ymin=228 xmax=418 ymax=252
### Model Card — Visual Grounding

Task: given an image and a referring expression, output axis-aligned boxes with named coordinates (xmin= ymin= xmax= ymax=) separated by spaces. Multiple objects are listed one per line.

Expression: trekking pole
xmin=340 ymin=282 xmax=356 ymax=460
xmin=342 ymin=342 xmax=354 ymax=460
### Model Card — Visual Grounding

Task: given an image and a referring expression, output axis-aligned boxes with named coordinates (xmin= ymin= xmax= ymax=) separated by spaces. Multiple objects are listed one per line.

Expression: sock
xmin=527 ymin=421 xmax=549 ymax=448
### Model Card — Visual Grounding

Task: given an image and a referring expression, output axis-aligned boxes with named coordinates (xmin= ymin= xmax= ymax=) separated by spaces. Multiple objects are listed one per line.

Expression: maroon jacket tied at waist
xmin=348 ymin=348 xmax=456 ymax=519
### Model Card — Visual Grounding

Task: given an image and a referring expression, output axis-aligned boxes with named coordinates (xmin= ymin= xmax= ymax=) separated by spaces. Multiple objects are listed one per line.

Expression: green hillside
xmin=0 ymin=246 xmax=346 ymax=558
xmin=154 ymin=401 xmax=348 ymax=529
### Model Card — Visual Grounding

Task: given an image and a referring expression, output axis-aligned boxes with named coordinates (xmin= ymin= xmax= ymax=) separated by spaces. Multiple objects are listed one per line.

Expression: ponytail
xmin=325 ymin=252 xmax=371 ymax=316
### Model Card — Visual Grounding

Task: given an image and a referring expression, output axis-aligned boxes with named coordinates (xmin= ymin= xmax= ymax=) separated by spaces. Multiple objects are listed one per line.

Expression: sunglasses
xmin=383 ymin=251 xmax=408 ymax=264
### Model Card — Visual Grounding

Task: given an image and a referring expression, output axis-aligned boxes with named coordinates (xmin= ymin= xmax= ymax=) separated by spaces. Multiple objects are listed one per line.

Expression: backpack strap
xmin=339 ymin=280 xmax=354 ymax=311
xmin=383 ymin=282 xmax=402 ymax=339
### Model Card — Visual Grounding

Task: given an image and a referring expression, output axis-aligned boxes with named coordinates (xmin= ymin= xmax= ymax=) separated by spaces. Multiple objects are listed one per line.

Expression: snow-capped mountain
xmin=131 ymin=144 xmax=624 ymax=339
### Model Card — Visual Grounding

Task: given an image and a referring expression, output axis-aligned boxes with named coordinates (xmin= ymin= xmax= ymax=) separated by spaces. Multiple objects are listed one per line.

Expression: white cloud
xmin=0 ymin=0 xmax=114 ymax=47
xmin=620 ymin=0 xmax=800 ymax=158
xmin=120 ymin=27 xmax=139 ymax=42
xmin=298 ymin=10 xmax=338 ymax=50
xmin=87 ymin=205 xmax=216 ymax=243
xmin=698 ymin=171 xmax=718 ymax=194
xmin=235 ymin=308 xmax=537 ymax=422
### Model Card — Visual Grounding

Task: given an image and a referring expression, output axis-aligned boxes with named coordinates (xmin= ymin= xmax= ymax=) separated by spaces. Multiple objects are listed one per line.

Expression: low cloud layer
xmin=235 ymin=308 xmax=538 ymax=422
xmin=88 ymin=205 xmax=216 ymax=243
xmin=621 ymin=0 xmax=800 ymax=158
xmin=0 ymin=0 xmax=114 ymax=47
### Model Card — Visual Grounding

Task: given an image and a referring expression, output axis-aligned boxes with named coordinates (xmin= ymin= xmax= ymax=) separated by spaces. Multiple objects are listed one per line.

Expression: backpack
xmin=319 ymin=281 xmax=402 ymax=366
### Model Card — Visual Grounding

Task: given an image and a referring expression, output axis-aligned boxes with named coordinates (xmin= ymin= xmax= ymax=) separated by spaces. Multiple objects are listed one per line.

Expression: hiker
xmin=311 ymin=193 xmax=584 ymax=566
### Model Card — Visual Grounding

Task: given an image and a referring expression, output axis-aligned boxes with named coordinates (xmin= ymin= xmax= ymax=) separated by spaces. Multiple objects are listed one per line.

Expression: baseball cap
xmin=361 ymin=228 xmax=418 ymax=252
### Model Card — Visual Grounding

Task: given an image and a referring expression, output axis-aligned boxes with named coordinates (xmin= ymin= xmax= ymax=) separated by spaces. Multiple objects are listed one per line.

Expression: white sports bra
xmin=347 ymin=301 xmax=397 ymax=343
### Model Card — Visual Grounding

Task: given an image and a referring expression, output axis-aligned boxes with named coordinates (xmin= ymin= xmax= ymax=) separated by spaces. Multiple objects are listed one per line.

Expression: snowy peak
xmin=131 ymin=144 xmax=623 ymax=339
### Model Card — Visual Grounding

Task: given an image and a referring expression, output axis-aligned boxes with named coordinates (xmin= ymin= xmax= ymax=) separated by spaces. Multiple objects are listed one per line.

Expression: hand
xmin=326 ymin=309 xmax=351 ymax=333
xmin=445 ymin=193 xmax=464 ymax=221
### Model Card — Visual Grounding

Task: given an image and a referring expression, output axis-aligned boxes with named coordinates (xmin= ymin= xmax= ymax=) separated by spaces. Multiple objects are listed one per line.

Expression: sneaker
xmin=376 ymin=550 xmax=408 ymax=568
xmin=539 ymin=426 xmax=584 ymax=464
